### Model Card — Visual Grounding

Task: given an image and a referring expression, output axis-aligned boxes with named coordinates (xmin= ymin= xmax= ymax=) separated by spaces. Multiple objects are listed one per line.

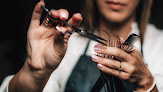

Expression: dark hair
xmin=81 ymin=0 xmax=153 ymax=44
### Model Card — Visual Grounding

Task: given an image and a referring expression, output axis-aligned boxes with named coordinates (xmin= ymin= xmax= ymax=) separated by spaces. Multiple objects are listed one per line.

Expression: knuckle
xmin=110 ymin=69 xmax=117 ymax=76
xmin=129 ymin=66 xmax=135 ymax=74
xmin=100 ymin=58 xmax=104 ymax=64
xmin=104 ymin=68 xmax=113 ymax=75
xmin=109 ymin=60 xmax=116 ymax=68
xmin=102 ymin=67 xmax=108 ymax=74
xmin=101 ymin=64 xmax=119 ymax=77
xmin=131 ymin=58 xmax=137 ymax=65
xmin=102 ymin=59 xmax=108 ymax=65
xmin=115 ymin=49 xmax=121 ymax=56
xmin=101 ymin=46 xmax=107 ymax=53
xmin=123 ymin=74 xmax=130 ymax=80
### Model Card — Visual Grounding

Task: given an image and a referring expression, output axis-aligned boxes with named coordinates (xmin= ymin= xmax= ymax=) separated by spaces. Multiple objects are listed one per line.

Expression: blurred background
xmin=0 ymin=0 xmax=163 ymax=85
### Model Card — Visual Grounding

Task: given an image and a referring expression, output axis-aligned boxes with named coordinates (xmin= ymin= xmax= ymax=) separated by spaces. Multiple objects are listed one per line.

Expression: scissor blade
xmin=81 ymin=33 xmax=108 ymax=46
xmin=41 ymin=5 xmax=51 ymax=15
xmin=85 ymin=32 xmax=107 ymax=41
xmin=74 ymin=28 xmax=107 ymax=41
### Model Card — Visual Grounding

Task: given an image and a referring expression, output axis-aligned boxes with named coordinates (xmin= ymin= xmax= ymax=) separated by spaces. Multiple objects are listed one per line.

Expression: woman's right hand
xmin=9 ymin=1 xmax=82 ymax=91
xmin=25 ymin=0 xmax=82 ymax=78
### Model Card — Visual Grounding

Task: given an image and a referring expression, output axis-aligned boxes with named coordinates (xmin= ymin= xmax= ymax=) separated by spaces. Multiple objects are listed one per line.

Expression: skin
xmin=96 ymin=0 xmax=139 ymax=23
xmin=91 ymin=0 xmax=158 ymax=91
xmin=9 ymin=0 xmax=82 ymax=92
xmin=9 ymin=0 xmax=158 ymax=92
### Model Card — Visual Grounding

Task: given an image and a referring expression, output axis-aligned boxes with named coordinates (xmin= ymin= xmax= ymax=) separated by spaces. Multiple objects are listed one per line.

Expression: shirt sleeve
xmin=144 ymin=24 xmax=163 ymax=91
xmin=0 ymin=75 xmax=14 ymax=92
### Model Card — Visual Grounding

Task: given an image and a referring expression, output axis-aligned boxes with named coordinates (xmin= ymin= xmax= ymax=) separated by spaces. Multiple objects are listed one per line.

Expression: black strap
xmin=141 ymin=44 xmax=143 ymax=57
xmin=83 ymin=40 xmax=91 ymax=55
xmin=91 ymin=72 xmax=113 ymax=92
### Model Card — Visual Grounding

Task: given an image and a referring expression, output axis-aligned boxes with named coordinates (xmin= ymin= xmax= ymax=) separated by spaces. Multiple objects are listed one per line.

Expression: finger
xmin=29 ymin=0 xmax=45 ymax=29
xmin=54 ymin=27 xmax=67 ymax=42
xmin=55 ymin=26 xmax=72 ymax=46
xmin=58 ymin=9 xmax=69 ymax=20
xmin=53 ymin=9 xmax=71 ymax=32
xmin=94 ymin=45 xmax=132 ymax=61
xmin=97 ymin=63 xmax=129 ymax=80
xmin=68 ymin=13 xmax=83 ymax=27
xmin=130 ymin=46 xmax=142 ymax=56
xmin=91 ymin=54 xmax=129 ymax=72
xmin=40 ymin=9 xmax=60 ymax=28
xmin=50 ymin=9 xmax=59 ymax=19
xmin=56 ymin=26 xmax=67 ymax=35
xmin=95 ymin=43 xmax=105 ymax=47
xmin=119 ymin=37 xmax=125 ymax=44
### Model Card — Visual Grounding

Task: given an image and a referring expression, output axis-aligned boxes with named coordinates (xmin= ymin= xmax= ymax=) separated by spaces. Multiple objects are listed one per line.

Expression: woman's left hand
xmin=91 ymin=43 xmax=154 ymax=91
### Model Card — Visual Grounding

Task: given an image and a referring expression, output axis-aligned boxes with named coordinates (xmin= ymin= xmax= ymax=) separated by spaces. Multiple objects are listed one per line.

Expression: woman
xmin=1 ymin=0 xmax=163 ymax=91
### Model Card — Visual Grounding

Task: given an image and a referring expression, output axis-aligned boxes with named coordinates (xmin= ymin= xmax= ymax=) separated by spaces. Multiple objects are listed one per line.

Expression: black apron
xmin=65 ymin=40 xmax=133 ymax=92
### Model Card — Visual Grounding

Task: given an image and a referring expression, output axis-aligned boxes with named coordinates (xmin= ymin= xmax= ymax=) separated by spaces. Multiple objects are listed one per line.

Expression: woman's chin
xmin=106 ymin=18 xmax=126 ymax=24
xmin=104 ymin=14 xmax=133 ymax=24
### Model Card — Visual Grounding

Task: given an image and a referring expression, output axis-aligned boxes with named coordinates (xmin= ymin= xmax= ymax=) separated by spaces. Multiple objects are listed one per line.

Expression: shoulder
xmin=144 ymin=24 xmax=163 ymax=50
xmin=143 ymin=24 xmax=163 ymax=66
xmin=0 ymin=75 xmax=14 ymax=92
xmin=144 ymin=24 xmax=163 ymax=56
xmin=145 ymin=24 xmax=163 ymax=43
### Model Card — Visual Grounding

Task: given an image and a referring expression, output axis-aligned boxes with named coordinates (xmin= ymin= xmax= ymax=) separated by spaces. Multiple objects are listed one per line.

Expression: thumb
xmin=54 ymin=26 xmax=67 ymax=43
xmin=29 ymin=0 xmax=45 ymax=30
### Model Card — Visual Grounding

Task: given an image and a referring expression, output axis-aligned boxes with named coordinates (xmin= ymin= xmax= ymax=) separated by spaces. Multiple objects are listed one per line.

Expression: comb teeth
xmin=103 ymin=31 xmax=139 ymax=53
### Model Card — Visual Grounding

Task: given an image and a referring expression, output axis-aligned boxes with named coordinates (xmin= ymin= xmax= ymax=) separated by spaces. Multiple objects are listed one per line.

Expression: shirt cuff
xmin=133 ymin=78 xmax=156 ymax=92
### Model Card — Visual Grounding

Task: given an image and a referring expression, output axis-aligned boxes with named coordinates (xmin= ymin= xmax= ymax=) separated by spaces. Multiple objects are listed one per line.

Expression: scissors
xmin=41 ymin=5 xmax=107 ymax=46
xmin=41 ymin=6 xmax=140 ymax=92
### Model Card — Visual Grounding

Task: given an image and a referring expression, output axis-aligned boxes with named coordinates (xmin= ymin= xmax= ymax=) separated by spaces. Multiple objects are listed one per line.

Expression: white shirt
xmin=1 ymin=23 xmax=163 ymax=92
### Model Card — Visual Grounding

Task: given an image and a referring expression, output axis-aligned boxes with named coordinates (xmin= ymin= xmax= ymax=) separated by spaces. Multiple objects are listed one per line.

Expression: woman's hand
xmin=91 ymin=43 xmax=155 ymax=91
xmin=25 ymin=0 xmax=82 ymax=76
xmin=9 ymin=1 xmax=82 ymax=92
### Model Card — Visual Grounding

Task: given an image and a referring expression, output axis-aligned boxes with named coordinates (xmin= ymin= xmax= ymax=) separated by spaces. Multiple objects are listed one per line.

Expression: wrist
xmin=23 ymin=58 xmax=53 ymax=80
xmin=134 ymin=75 xmax=154 ymax=91
xmin=9 ymin=65 xmax=51 ymax=92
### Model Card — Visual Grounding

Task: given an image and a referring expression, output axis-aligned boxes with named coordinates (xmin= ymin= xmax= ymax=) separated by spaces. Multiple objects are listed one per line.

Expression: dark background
xmin=0 ymin=0 xmax=163 ymax=85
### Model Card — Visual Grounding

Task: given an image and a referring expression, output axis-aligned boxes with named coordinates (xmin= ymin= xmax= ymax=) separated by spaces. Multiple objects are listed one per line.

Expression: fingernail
xmin=95 ymin=43 xmax=103 ymax=47
xmin=91 ymin=54 xmax=99 ymax=60
xmin=60 ymin=27 xmax=67 ymax=34
xmin=94 ymin=46 xmax=101 ymax=51
xmin=76 ymin=13 xmax=82 ymax=17
xmin=98 ymin=63 xmax=103 ymax=68
xmin=56 ymin=26 xmax=65 ymax=36
xmin=120 ymin=37 xmax=125 ymax=43
xmin=61 ymin=12 xmax=67 ymax=19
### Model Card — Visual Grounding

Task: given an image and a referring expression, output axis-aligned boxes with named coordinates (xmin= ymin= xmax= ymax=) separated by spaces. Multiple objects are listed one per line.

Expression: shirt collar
xmin=130 ymin=22 xmax=139 ymax=35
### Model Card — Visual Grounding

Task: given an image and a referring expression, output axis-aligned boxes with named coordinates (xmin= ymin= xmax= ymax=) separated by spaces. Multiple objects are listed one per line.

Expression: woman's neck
xmin=98 ymin=15 xmax=135 ymax=41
